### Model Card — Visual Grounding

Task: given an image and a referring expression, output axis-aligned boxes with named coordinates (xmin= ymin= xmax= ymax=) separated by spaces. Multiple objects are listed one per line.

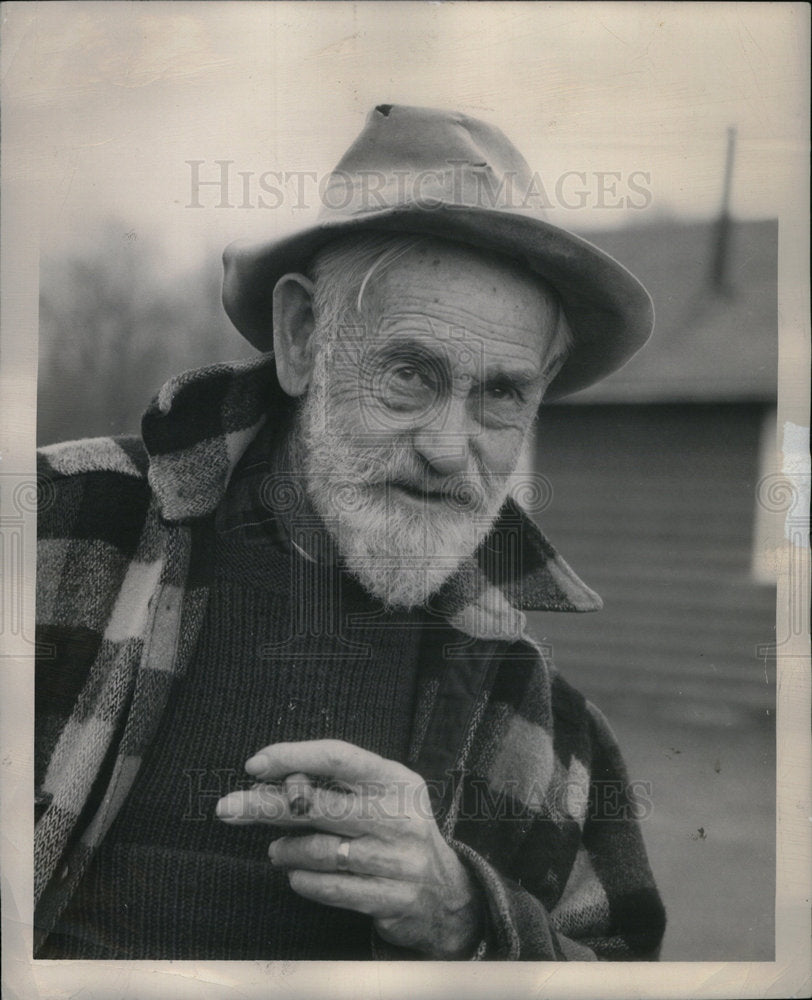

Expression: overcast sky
xmin=3 ymin=1 xmax=808 ymax=271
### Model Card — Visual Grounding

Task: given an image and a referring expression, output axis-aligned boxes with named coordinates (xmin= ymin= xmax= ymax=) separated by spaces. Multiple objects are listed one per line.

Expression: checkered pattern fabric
xmin=35 ymin=353 xmax=665 ymax=959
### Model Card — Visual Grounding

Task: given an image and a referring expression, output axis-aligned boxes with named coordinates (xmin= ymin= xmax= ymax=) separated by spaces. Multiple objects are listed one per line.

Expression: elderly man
xmin=35 ymin=105 xmax=665 ymax=960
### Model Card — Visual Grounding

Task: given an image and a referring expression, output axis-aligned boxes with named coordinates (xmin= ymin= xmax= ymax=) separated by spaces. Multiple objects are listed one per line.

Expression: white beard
xmin=295 ymin=350 xmax=512 ymax=610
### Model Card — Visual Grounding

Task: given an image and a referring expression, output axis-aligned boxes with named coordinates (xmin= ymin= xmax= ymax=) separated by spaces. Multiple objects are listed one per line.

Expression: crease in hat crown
xmin=222 ymin=103 xmax=654 ymax=401
xmin=320 ymin=104 xmax=544 ymax=218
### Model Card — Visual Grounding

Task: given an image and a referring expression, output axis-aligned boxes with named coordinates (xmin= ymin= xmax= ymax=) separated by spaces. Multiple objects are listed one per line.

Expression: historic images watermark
xmin=181 ymin=768 xmax=655 ymax=824
xmin=186 ymin=160 xmax=653 ymax=212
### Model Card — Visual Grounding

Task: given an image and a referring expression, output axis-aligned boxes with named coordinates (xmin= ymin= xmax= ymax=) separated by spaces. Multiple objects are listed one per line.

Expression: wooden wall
xmin=525 ymin=403 xmax=776 ymax=960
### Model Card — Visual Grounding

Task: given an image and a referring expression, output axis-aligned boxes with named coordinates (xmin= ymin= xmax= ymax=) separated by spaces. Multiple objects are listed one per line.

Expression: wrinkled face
xmin=297 ymin=240 xmax=565 ymax=608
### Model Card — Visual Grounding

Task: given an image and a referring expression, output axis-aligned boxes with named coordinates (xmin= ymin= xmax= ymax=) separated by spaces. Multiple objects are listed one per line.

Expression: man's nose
xmin=411 ymin=397 xmax=474 ymax=476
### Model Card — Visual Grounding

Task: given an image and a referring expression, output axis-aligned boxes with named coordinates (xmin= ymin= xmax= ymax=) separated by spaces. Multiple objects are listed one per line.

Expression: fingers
xmin=244 ymin=739 xmax=406 ymax=785
xmin=268 ymin=833 xmax=421 ymax=881
xmin=216 ymin=782 xmax=385 ymax=837
xmin=285 ymin=869 xmax=413 ymax=919
xmin=218 ymin=741 xmax=432 ymax=845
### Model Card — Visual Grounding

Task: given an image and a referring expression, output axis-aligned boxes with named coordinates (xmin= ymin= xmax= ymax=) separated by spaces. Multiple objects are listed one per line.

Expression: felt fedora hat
xmin=222 ymin=104 xmax=653 ymax=400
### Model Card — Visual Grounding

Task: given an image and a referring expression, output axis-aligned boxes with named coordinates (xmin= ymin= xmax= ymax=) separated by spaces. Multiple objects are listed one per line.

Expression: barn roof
xmin=561 ymin=218 xmax=778 ymax=404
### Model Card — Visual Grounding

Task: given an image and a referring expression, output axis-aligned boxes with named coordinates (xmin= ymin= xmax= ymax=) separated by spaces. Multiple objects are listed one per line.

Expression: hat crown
xmin=322 ymin=104 xmax=538 ymax=217
xmin=222 ymin=103 xmax=654 ymax=400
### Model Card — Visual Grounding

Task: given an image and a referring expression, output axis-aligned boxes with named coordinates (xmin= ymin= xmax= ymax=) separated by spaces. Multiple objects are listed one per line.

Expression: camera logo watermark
xmin=1 ymin=474 xmax=55 ymax=655
xmin=755 ymin=471 xmax=810 ymax=660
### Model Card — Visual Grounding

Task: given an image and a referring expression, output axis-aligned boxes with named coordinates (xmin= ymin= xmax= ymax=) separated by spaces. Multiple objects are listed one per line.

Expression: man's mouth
xmin=384 ymin=479 xmax=484 ymax=511
xmin=388 ymin=481 xmax=449 ymax=504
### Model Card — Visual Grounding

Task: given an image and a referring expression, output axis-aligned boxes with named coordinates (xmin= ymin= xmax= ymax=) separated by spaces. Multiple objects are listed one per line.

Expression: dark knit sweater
xmin=40 ymin=510 xmax=424 ymax=959
xmin=36 ymin=356 xmax=666 ymax=960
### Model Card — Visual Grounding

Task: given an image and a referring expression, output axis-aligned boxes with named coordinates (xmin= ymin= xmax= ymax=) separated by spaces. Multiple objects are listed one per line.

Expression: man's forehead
xmin=368 ymin=313 xmax=548 ymax=371
xmin=350 ymin=238 xmax=561 ymax=357
xmin=366 ymin=238 xmax=558 ymax=306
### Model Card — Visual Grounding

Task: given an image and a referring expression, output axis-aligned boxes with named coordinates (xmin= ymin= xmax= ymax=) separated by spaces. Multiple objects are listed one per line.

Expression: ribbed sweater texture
xmin=41 ymin=520 xmax=423 ymax=959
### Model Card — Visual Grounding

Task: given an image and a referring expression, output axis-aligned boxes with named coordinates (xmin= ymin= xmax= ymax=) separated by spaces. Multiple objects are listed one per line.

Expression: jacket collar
xmin=141 ymin=355 xmax=601 ymax=616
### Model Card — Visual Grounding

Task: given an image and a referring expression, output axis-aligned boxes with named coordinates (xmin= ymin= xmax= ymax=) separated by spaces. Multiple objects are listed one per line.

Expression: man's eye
xmin=374 ymin=361 xmax=437 ymax=413
xmin=484 ymin=382 xmax=521 ymax=403
xmin=392 ymin=366 xmax=421 ymax=384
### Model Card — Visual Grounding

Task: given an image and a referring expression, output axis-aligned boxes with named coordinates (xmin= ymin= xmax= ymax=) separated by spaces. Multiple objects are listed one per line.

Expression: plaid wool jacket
xmin=34 ymin=354 xmax=666 ymax=960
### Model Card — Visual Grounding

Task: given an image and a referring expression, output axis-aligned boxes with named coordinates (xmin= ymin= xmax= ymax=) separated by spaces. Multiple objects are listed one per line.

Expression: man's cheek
xmin=477 ymin=428 xmax=529 ymax=478
xmin=356 ymin=397 xmax=424 ymax=438
xmin=320 ymin=392 xmax=369 ymax=438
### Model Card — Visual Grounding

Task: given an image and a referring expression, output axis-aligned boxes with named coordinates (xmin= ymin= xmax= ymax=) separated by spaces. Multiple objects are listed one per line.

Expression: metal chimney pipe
xmin=711 ymin=126 xmax=737 ymax=292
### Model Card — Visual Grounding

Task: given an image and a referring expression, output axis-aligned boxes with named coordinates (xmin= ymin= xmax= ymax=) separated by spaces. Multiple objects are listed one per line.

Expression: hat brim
xmin=221 ymin=205 xmax=654 ymax=401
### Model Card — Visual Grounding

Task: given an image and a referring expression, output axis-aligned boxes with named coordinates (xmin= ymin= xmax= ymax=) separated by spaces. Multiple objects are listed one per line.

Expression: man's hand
xmin=215 ymin=739 xmax=486 ymax=958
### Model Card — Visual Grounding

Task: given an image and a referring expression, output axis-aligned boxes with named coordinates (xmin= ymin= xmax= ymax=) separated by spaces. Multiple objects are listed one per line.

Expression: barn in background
xmin=526 ymin=217 xmax=778 ymax=960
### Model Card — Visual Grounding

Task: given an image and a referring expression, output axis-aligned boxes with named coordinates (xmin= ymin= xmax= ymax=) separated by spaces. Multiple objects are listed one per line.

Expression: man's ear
xmin=272 ymin=273 xmax=316 ymax=397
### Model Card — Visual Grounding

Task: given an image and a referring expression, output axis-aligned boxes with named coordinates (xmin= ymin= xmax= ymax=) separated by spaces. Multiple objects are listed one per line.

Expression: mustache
xmin=301 ymin=465 xmax=492 ymax=514
xmin=347 ymin=451 xmax=496 ymax=510
xmin=296 ymin=392 xmax=501 ymax=513
xmin=375 ymin=473 xmax=489 ymax=510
